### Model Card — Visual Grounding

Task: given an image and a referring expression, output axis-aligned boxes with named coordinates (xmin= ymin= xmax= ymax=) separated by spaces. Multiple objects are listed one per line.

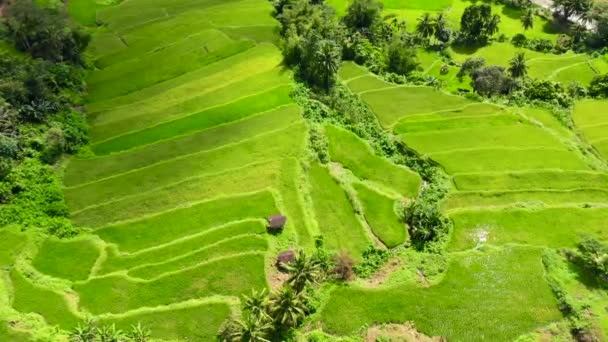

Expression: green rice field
xmin=3 ymin=0 xmax=608 ymax=340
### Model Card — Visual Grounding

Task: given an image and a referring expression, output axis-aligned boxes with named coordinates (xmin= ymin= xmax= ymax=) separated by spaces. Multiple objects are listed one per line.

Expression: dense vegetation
xmin=1 ymin=0 xmax=608 ymax=340
xmin=0 ymin=0 xmax=89 ymax=237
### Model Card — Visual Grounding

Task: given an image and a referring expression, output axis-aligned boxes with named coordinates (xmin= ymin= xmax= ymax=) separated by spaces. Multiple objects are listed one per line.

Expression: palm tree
xmin=508 ymin=52 xmax=528 ymax=78
xmin=416 ymin=13 xmax=434 ymax=41
xmin=313 ymin=39 xmax=341 ymax=90
xmin=269 ymin=287 xmax=308 ymax=328
xmin=486 ymin=14 xmax=501 ymax=37
xmin=521 ymin=9 xmax=534 ymax=30
xmin=232 ymin=314 xmax=272 ymax=342
xmin=242 ymin=289 xmax=271 ymax=321
xmin=284 ymin=250 xmax=321 ymax=292
xmin=433 ymin=12 xmax=451 ymax=44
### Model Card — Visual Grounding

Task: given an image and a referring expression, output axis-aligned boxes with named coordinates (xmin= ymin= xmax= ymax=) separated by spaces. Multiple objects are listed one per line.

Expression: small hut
xmin=276 ymin=250 xmax=295 ymax=271
xmin=266 ymin=214 xmax=287 ymax=232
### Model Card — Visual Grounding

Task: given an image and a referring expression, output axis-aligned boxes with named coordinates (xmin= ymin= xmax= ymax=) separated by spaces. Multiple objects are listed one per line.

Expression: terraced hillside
xmin=0 ymin=0 xmax=426 ymax=339
xmin=318 ymin=62 xmax=608 ymax=340
xmin=1 ymin=0 xmax=309 ymax=339
xmin=3 ymin=0 xmax=608 ymax=340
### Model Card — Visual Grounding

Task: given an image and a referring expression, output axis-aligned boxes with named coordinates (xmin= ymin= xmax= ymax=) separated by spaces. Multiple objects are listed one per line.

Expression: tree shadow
xmin=501 ymin=6 xmax=522 ymax=20
xmin=542 ymin=18 xmax=569 ymax=35
xmin=450 ymin=43 xmax=484 ymax=56
xmin=566 ymin=255 xmax=606 ymax=291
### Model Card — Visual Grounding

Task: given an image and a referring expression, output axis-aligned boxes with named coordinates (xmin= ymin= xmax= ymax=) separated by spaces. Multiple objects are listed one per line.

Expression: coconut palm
xmin=521 ymin=9 xmax=534 ymax=30
xmin=508 ymin=52 xmax=528 ymax=78
xmin=313 ymin=39 xmax=341 ymax=90
xmin=232 ymin=314 xmax=272 ymax=342
xmin=269 ymin=287 xmax=308 ymax=328
xmin=486 ymin=14 xmax=501 ymax=36
xmin=284 ymin=250 xmax=321 ymax=292
xmin=242 ymin=288 xmax=271 ymax=321
xmin=416 ymin=13 xmax=434 ymax=40
xmin=433 ymin=12 xmax=451 ymax=44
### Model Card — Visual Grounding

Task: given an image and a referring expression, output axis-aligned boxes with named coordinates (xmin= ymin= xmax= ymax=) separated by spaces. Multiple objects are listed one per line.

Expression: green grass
xmin=345 ymin=75 xmax=391 ymax=93
xmin=527 ymin=54 xmax=590 ymax=80
xmin=10 ymin=270 xmax=81 ymax=329
xmin=320 ymin=246 xmax=561 ymax=340
xmin=552 ymin=62 xmax=598 ymax=85
xmin=339 ymin=61 xmax=367 ymax=81
xmin=394 ymin=113 xmax=522 ymax=134
xmin=96 ymin=0 xmax=241 ymax=32
xmin=453 ymin=170 xmax=608 ymax=191
xmin=573 ymin=99 xmax=608 ymax=127
xmin=451 ymin=42 xmax=548 ymax=67
xmin=90 ymin=69 xmax=292 ymax=142
xmin=308 ymin=163 xmax=371 ymax=258
xmin=0 ymin=230 xmax=26 ymax=267
xmin=0 ymin=321 xmax=32 ymax=342
xmin=88 ymin=43 xmax=282 ymax=113
xmin=89 ymin=29 xmax=233 ymax=85
xmin=443 ymin=189 xmax=608 ymax=210
xmin=94 ymin=191 xmax=276 ymax=253
xmin=67 ymin=123 xmax=304 ymax=211
xmin=394 ymin=103 xmax=502 ymax=124
xmin=99 ymin=220 xmax=267 ymax=274
xmin=353 ymin=183 xmax=407 ymax=248
xmin=71 ymin=161 xmax=281 ymax=228
xmin=75 ymin=253 xmax=267 ymax=314
xmin=66 ymin=105 xmax=300 ymax=186
xmin=100 ymin=302 xmax=231 ymax=340
xmin=276 ymin=158 xmax=314 ymax=248
xmin=32 ymin=238 xmax=100 ymax=281
xmin=403 ymin=125 xmax=560 ymax=154
xmin=129 ymin=235 xmax=268 ymax=279
xmin=87 ymin=32 xmax=126 ymax=58
xmin=429 ymin=148 xmax=589 ymax=173
xmin=325 ymin=125 xmax=420 ymax=197
xmin=449 ymin=207 xmax=608 ymax=251
xmin=91 ymin=85 xmax=293 ymax=155
xmin=573 ymin=99 xmax=608 ymax=159
xmin=362 ymin=86 xmax=471 ymax=127
xmin=521 ymin=107 xmax=571 ymax=137
xmin=68 ymin=0 xmax=111 ymax=26
xmin=88 ymin=38 xmax=254 ymax=102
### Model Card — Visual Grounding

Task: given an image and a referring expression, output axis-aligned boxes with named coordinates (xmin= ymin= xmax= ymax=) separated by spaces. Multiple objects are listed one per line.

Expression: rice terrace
xmin=2 ymin=0 xmax=608 ymax=340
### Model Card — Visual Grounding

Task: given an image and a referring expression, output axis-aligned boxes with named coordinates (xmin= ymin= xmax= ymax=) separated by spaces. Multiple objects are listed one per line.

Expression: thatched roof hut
xmin=276 ymin=250 xmax=295 ymax=270
xmin=266 ymin=214 xmax=287 ymax=232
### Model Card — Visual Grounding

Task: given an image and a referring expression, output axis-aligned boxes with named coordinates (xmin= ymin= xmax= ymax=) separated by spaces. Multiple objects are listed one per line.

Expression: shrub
xmin=524 ymin=80 xmax=573 ymax=107
xmin=528 ymin=38 xmax=554 ymax=52
xmin=353 ymin=245 xmax=390 ymax=278
xmin=589 ymin=73 xmax=608 ymax=97
xmin=386 ymin=39 xmax=419 ymax=75
xmin=575 ymin=237 xmax=608 ymax=284
xmin=511 ymin=33 xmax=528 ymax=47
xmin=0 ymin=134 xmax=18 ymax=159
xmin=472 ymin=66 xmax=515 ymax=96
xmin=554 ymin=34 xmax=573 ymax=53
xmin=308 ymin=125 xmax=329 ymax=163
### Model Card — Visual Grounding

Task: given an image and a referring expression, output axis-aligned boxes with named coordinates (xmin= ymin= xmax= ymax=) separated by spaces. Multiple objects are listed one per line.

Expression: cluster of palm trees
xmin=415 ymin=12 xmax=451 ymax=46
xmin=223 ymin=250 xmax=324 ymax=342
xmin=70 ymin=322 xmax=150 ymax=342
